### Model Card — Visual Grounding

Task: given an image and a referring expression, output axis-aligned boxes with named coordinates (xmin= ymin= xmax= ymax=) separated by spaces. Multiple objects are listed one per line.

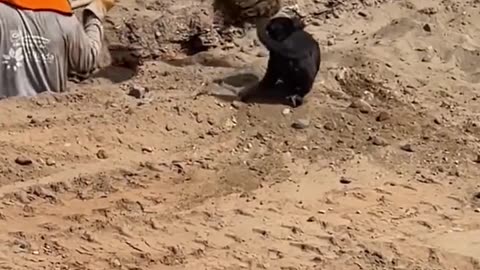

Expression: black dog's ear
xmin=291 ymin=17 xmax=306 ymax=30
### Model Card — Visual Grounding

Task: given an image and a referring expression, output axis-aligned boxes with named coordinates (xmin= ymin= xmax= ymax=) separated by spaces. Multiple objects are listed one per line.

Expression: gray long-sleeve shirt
xmin=0 ymin=3 xmax=103 ymax=97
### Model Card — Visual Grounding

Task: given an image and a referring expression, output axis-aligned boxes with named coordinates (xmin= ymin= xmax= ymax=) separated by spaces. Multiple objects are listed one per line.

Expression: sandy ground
xmin=1 ymin=0 xmax=480 ymax=269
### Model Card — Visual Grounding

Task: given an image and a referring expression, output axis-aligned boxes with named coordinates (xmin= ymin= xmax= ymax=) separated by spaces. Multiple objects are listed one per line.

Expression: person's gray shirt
xmin=0 ymin=3 xmax=103 ymax=97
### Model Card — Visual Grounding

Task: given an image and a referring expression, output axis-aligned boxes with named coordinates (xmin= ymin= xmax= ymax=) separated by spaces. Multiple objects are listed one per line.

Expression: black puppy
xmin=248 ymin=16 xmax=320 ymax=107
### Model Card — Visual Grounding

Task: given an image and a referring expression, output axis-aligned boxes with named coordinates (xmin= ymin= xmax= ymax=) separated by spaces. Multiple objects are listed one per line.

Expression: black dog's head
xmin=266 ymin=16 xmax=306 ymax=42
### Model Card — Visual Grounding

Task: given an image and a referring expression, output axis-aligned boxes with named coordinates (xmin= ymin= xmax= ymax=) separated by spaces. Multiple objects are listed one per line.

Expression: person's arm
xmin=66 ymin=12 xmax=103 ymax=79
xmin=66 ymin=0 xmax=114 ymax=79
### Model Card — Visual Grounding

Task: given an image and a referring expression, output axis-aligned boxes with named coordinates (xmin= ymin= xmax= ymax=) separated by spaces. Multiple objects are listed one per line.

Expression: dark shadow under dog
xmin=212 ymin=72 xmax=300 ymax=106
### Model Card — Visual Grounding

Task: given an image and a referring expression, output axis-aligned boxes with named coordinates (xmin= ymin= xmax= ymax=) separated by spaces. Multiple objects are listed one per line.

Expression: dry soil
xmin=1 ymin=0 xmax=480 ymax=269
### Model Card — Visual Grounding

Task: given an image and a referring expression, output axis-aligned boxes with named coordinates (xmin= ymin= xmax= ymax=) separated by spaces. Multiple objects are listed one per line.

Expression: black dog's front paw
xmin=286 ymin=94 xmax=304 ymax=108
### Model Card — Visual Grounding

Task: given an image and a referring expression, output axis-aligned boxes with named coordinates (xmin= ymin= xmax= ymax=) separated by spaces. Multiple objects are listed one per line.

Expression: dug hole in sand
xmin=0 ymin=0 xmax=480 ymax=269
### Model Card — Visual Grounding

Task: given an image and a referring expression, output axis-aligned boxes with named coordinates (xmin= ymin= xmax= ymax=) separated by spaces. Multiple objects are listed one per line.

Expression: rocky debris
xmin=423 ymin=23 xmax=432 ymax=32
xmin=340 ymin=176 xmax=354 ymax=184
xmin=400 ymin=144 xmax=415 ymax=152
xmin=282 ymin=108 xmax=292 ymax=115
xmin=349 ymin=98 xmax=373 ymax=114
xmin=15 ymin=156 xmax=33 ymax=166
xmin=370 ymin=136 xmax=389 ymax=146
xmin=292 ymin=119 xmax=311 ymax=129
xmin=96 ymin=149 xmax=109 ymax=159
xmin=376 ymin=111 xmax=391 ymax=122
xmin=45 ymin=158 xmax=56 ymax=166
xmin=231 ymin=100 xmax=242 ymax=109
xmin=128 ymin=84 xmax=147 ymax=99
xmin=323 ymin=121 xmax=337 ymax=131
xmin=142 ymin=146 xmax=154 ymax=153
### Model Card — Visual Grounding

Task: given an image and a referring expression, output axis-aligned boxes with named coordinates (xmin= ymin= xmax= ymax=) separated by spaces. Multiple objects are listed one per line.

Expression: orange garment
xmin=0 ymin=0 xmax=73 ymax=15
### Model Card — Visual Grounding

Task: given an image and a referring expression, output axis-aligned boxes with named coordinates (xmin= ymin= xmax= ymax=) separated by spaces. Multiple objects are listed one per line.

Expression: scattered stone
xmin=376 ymin=111 xmax=391 ymax=122
xmin=423 ymin=23 xmax=432 ymax=32
xmin=371 ymin=136 xmax=389 ymax=146
xmin=292 ymin=118 xmax=310 ymax=129
xmin=142 ymin=146 xmax=154 ymax=153
xmin=128 ymin=84 xmax=147 ymax=99
xmin=15 ymin=156 xmax=33 ymax=166
xmin=334 ymin=67 xmax=348 ymax=81
xmin=96 ymin=149 xmax=108 ymax=159
xmin=257 ymin=51 xmax=268 ymax=57
xmin=231 ymin=100 xmax=242 ymax=109
xmin=400 ymin=144 xmax=414 ymax=152
xmin=14 ymin=190 xmax=30 ymax=204
xmin=45 ymin=158 xmax=56 ymax=166
xmin=165 ymin=124 xmax=174 ymax=131
xmin=31 ymin=186 xmax=56 ymax=200
xmin=349 ymin=98 xmax=372 ymax=113
xmin=358 ymin=10 xmax=369 ymax=18
xmin=421 ymin=46 xmax=435 ymax=62
xmin=282 ymin=108 xmax=292 ymax=115
xmin=323 ymin=121 xmax=337 ymax=131
xmin=111 ymin=259 xmax=122 ymax=267
xmin=340 ymin=176 xmax=353 ymax=184
xmin=419 ymin=7 xmax=438 ymax=15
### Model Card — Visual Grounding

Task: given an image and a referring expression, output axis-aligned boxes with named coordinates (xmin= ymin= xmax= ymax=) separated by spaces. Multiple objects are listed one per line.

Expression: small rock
xmin=323 ymin=121 xmax=337 ymax=131
xmin=96 ymin=149 xmax=108 ymax=159
xmin=358 ymin=10 xmax=369 ymax=17
xmin=15 ymin=156 xmax=33 ymax=166
xmin=419 ymin=7 xmax=438 ymax=15
xmin=282 ymin=108 xmax=292 ymax=115
xmin=349 ymin=98 xmax=372 ymax=113
xmin=292 ymin=118 xmax=310 ymax=129
xmin=423 ymin=23 xmax=432 ymax=32
xmin=111 ymin=258 xmax=121 ymax=267
xmin=14 ymin=191 xmax=30 ymax=204
xmin=475 ymin=208 xmax=480 ymax=213
xmin=307 ymin=216 xmax=317 ymax=222
xmin=31 ymin=186 xmax=56 ymax=200
xmin=45 ymin=158 xmax=56 ymax=166
xmin=327 ymin=38 xmax=335 ymax=46
xmin=128 ymin=84 xmax=147 ymax=99
xmin=165 ymin=124 xmax=174 ymax=131
xmin=231 ymin=100 xmax=242 ymax=109
xmin=400 ymin=144 xmax=414 ymax=152
xmin=474 ymin=154 xmax=480 ymax=164
xmin=142 ymin=146 xmax=154 ymax=153
xmin=376 ymin=111 xmax=391 ymax=121
xmin=318 ymin=210 xmax=326 ymax=214
xmin=339 ymin=176 xmax=353 ymax=184
xmin=257 ymin=51 xmax=268 ymax=57
xmin=371 ymin=136 xmax=389 ymax=146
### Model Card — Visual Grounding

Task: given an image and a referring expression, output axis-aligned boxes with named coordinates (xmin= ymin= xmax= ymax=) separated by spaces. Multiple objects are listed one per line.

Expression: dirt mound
xmin=0 ymin=0 xmax=480 ymax=269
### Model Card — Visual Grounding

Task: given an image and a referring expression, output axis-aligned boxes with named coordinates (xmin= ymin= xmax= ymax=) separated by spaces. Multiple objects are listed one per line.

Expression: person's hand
xmin=84 ymin=0 xmax=116 ymax=20
xmin=101 ymin=0 xmax=115 ymax=12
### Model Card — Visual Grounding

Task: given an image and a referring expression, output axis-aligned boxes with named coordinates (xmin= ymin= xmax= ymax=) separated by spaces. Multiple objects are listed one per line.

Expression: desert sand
xmin=0 ymin=0 xmax=479 ymax=269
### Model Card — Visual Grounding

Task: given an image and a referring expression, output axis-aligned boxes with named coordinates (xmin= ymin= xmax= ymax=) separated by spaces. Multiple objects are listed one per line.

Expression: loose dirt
xmin=1 ymin=0 xmax=480 ymax=269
